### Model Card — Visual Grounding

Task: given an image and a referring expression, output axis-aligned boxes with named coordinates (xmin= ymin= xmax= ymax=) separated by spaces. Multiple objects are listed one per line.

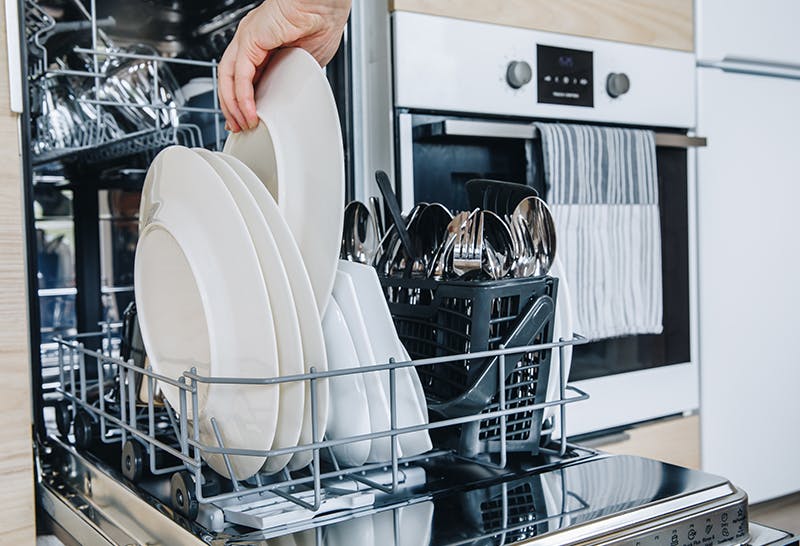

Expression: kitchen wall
xmin=0 ymin=3 xmax=36 ymax=543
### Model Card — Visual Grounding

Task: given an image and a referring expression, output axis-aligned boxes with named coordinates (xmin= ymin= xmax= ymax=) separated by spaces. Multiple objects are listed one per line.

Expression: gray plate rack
xmin=49 ymin=322 xmax=590 ymax=532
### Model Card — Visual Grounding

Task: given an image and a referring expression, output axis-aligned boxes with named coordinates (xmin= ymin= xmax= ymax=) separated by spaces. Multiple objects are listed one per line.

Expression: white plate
xmin=371 ymin=501 xmax=434 ymax=546
xmin=544 ymin=256 xmax=573 ymax=425
xmin=215 ymin=151 xmax=328 ymax=472
xmin=398 ymin=343 xmax=427 ymax=414
xmin=399 ymin=502 xmax=435 ymax=546
xmin=223 ymin=47 xmax=345 ymax=316
xmin=372 ymin=510 xmax=396 ymax=546
xmin=271 ymin=536 xmax=297 ymax=546
xmin=325 ymin=512 xmax=374 ymax=546
xmin=332 ymin=271 xmax=398 ymax=462
xmin=321 ymin=299 xmax=372 ymax=467
xmin=337 ymin=261 xmax=431 ymax=457
xmin=194 ymin=148 xmax=304 ymax=474
xmin=135 ymin=146 xmax=278 ymax=480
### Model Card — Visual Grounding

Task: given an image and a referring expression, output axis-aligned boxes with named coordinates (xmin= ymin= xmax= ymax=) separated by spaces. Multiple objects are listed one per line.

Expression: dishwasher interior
xmin=21 ymin=1 xmax=799 ymax=545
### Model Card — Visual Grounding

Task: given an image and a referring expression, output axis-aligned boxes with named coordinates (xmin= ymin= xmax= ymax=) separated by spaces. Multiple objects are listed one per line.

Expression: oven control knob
xmin=506 ymin=61 xmax=533 ymax=89
xmin=606 ymin=72 xmax=631 ymax=98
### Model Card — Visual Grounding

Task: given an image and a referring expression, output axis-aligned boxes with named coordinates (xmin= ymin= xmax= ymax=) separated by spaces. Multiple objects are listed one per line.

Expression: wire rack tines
xmin=27 ymin=0 xmax=224 ymax=165
xmin=51 ymin=327 xmax=590 ymax=530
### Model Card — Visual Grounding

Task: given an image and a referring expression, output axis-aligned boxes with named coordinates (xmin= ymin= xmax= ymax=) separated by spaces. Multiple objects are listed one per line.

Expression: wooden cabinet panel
xmin=389 ymin=0 xmax=694 ymax=51
xmin=593 ymin=415 xmax=700 ymax=470
xmin=0 ymin=4 xmax=35 ymax=544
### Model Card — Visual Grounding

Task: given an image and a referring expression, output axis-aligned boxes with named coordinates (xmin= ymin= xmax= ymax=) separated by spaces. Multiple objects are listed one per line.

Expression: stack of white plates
xmin=135 ymin=48 xmax=430 ymax=481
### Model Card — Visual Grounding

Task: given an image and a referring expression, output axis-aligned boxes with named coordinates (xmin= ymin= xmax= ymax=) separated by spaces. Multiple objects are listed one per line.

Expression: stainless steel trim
xmin=5 ymin=0 xmax=22 ymax=113
xmin=698 ymin=57 xmax=800 ymax=81
xmin=528 ymin=483 xmax=748 ymax=546
xmin=350 ymin=0 xmax=395 ymax=203
xmin=39 ymin=484 xmax=124 ymax=546
xmin=414 ymin=120 xmax=708 ymax=148
xmin=416 ymin=119 xmax=537 ymax=140
xmin=39 ymin=442 xmax=205 ymax=545
xmin=654 ymin=133 xmax=708 ymax=148
xmin=397 ymin=112 xmax=415 ymax=212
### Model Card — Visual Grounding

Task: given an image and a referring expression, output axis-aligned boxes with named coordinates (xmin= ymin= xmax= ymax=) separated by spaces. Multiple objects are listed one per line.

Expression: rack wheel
xmin=171 ymin=471 xmax=199 ymax=520
xmin=121 ymin=440 xmax=146 ymax=482
xmin=72 ymin=409 xmax=97 ymax=449
xmin=54 ymin=400 xmax=72 ymax=438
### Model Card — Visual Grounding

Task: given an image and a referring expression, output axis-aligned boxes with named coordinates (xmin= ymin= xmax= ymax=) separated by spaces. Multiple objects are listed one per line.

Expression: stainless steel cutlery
xmin=341 ymin=200 xmax=379 ymax=264
xmin=509 ymin=196 xmax=557 ymax=278
xmin=342 ymin=194 xmax=557 ymax=281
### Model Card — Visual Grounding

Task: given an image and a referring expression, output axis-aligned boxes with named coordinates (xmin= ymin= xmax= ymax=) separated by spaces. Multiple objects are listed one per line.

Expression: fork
xmin=453 ymin=209 xmax=484 ymax=277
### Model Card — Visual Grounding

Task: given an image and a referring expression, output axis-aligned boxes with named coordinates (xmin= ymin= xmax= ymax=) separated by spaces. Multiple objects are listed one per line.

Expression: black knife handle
xmin=375 ymin=170 xmax=415 ymax=260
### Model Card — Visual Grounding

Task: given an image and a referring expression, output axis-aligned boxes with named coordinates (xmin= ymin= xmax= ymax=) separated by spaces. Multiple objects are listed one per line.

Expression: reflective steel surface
xmin=39 ymin=437 xmax=772 ymax=546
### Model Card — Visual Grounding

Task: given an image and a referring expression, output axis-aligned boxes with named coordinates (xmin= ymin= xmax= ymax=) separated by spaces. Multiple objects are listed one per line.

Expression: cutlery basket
xmin=380 ymin=275 xmax=557 ymax=459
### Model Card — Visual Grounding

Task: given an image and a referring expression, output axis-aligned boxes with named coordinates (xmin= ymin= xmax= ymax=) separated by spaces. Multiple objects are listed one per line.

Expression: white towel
xmin=535 ymin=123 xmax=663 ymax=340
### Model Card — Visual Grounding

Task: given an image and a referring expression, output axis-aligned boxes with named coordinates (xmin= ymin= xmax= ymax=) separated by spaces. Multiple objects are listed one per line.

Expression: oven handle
xmin=698 ymin=56 xmax=800 ymax=81
xmin=413 ymin=119 xmax=537 ymax=140
xmin=413 ymin=119 xmax=707 ymax=148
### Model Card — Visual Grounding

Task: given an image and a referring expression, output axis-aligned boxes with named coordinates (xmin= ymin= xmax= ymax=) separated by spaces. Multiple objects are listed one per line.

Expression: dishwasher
xmin=18 ymin=1 xmax=798 ymax=544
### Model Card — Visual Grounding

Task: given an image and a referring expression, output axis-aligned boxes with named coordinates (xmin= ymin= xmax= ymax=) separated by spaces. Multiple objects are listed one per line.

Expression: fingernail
xmin=225 ymin=122 xmax=231 ymax=131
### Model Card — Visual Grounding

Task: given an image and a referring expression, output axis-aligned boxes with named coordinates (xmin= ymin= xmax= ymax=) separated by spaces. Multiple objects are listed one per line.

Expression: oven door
xmin=396 ymin=114 xmax=699 ymax=435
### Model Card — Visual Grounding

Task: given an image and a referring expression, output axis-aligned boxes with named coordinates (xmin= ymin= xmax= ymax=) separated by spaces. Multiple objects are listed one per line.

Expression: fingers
xmin=218 ymin=41 xmax=248 ymax=132
xmin=234 ymin=52 xmax=259 ymax=130
xmin=218 ymin=86 xmax=236 ymax=133
xmin=253 ymin=57 xmax=268 ymax=88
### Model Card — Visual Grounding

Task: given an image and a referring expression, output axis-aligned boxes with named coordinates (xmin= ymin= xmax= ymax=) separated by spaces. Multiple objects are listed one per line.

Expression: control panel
xmin=621 ymin=503 xmax=749 ymax=546
xmin=536 ymin=44 xmax=594 ymax=107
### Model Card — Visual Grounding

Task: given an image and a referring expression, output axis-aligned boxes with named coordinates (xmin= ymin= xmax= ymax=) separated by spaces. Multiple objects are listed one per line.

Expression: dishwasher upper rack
xmin=25 ymin=0 xmax=225 ymax=166
xmin=50 ymin=326 xmax=590 ymax=529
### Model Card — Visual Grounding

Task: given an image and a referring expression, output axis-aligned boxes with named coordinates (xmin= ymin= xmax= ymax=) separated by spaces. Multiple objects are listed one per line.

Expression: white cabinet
xmin=696 ymin=0 xmax=800 ymax=64
xmin=697 ymin=65 xmax=800 ymax=503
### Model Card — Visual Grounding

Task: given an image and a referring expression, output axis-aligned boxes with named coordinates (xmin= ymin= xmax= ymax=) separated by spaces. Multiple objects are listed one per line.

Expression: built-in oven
xmin=354 ymin=11 xmax=707 ymax=435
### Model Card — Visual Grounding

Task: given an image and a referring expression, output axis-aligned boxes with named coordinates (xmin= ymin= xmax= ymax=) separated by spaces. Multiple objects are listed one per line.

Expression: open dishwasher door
xmin=39 ymin=434 xmax=796 ymax=546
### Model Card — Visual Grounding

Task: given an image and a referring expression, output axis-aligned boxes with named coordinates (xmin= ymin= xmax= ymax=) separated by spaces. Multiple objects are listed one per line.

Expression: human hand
xmin=218 ymin=0 xmax=351 ymax=133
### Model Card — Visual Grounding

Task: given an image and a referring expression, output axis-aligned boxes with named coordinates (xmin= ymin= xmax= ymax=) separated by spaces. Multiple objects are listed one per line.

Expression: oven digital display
xmin=537 ymin=44 xmax=594 ymax=107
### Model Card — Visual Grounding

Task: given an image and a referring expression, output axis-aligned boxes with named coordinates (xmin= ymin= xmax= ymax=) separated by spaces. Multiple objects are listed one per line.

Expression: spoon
xmin=368 ymin=196 xmax=386 ymax=264
xmin=410 ymin=202 xmax=453 ymax=276
xmin=510 ymin=196 xmax=557 ymax=277
xmin=481 ymin=210 xmax=515 ymax=280
xmin=341 ymin=201 xmax=378 ymax=264
xmin=428 ymin=211 xmax=470 ymax=280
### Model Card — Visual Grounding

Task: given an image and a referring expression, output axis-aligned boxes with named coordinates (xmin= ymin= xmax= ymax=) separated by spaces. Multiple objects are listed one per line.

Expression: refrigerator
xmin=696 ymin=0 xmax=800 ymax=503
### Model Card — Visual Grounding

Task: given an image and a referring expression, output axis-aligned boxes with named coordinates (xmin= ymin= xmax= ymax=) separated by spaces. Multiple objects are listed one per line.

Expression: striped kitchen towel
xmin=535 ymin=123 xmax=663 ymax=340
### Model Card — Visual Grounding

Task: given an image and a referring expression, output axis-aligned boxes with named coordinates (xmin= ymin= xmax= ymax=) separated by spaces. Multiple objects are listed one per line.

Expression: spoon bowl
xmin=510 ymin=196 xmax=557 ymax=277
xmin=341 ymin=201 xmax=378 ymax=264
xmin=481 ymin=210 xmax=515 ymax=280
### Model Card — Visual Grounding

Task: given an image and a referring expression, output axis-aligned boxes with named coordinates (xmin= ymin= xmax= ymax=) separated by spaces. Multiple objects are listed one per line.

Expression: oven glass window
xmin=407 ymin=115 xmax=692 ymax=380
xmin=569 ymin=147 xmax=691 ymax=380
xmin=409 ymin=115 xmax=542 ymax=212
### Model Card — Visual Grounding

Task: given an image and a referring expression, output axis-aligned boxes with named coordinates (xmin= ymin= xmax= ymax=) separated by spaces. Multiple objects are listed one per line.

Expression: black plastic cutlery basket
xmin=380 ymin=275 xmax=557 ymax=460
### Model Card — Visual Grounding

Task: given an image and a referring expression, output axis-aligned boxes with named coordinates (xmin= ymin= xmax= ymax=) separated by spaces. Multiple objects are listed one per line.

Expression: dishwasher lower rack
xmin=44 ymin=326 xmax=590 ymax=534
